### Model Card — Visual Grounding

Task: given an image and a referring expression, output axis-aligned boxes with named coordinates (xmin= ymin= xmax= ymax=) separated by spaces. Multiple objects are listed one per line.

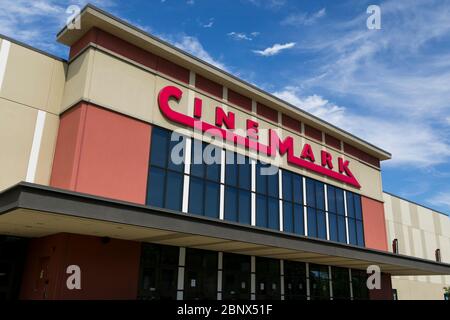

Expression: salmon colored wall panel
xmin=362 ymin=196 xmax=389 ymax=251
xmin=50 ymin=103 xmax=151 ymax=204
xmin=20 ymin=233 xmax=141 ymax=300
xmin=76 ymin=105 xmax=151 ymax=204
xmin=50 ymin=103 xmax=87 ymax=190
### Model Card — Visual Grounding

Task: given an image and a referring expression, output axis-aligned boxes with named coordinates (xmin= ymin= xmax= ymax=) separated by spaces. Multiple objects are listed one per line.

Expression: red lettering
xmin=215 ymin=107 xmax=235 ymax=129
xmin=321 ymin=150 xmax=333 ymax=169
xmin=157 ymin=85 xmax=361 ymax=188
xmin=338 ymin=158 xmax=354 ymax=178
xmin=300 ymin=144 xmax=315 ymax=162
xmin=269 ymin=130 xmax=293 ymax=156
xmin=194 ymin=98 xmax=202 ymax=119
xmin=247 ymin=119 xmax=259 ymax=140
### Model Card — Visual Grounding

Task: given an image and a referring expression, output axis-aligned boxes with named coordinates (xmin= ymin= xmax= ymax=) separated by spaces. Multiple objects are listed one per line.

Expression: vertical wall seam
xmin=26 ymin=110 xmax=47 ymax=183
xmin=0 ymin=39 xmax=11 ymax=92
xmin=72 ymin=104 xmax=88 ymax=190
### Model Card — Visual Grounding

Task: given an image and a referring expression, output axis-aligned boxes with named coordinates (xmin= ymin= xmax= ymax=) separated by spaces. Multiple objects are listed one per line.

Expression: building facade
xmin=0 ymin=5 xmax=449 ymax=300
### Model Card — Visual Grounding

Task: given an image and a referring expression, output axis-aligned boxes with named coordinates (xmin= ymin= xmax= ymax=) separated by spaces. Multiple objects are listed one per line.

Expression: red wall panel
xmin=304 ymin=124 xmax=322 ymax=142
xmin=228 ymin=89 xmax=252 ymax=111
xmin=196 ymin=74 xmax=223 ymax=98
xmin=282 ymin=114 xmax=301 ymax=133
xmin=369 ymin=273 xmax=393 ymax=300
xmin=361 ymin=196 xmax=389 ymax=251
xmin=20 ymin=233 xmax=141 ymax=300
xmin=51 ymin=103 xmax=151 ymax=205
xmin=325 ymin=133 xmax=341 ymax=150
xmin=257 ymin=103 xmax=278 ymax=122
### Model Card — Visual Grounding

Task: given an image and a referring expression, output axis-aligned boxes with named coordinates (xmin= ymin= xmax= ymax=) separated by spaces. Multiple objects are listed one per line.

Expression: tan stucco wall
xmin=383 ymin=193 xmax=450 ymax=300
xmin=0 ymin=38 xmax=65 ymax=191
xmin=61 ymin=47 xmax=384 ymax=201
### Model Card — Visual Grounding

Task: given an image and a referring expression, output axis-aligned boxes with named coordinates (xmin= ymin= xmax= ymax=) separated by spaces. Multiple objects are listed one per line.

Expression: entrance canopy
xmin=1 ymin=182 xmax=449 ymax=276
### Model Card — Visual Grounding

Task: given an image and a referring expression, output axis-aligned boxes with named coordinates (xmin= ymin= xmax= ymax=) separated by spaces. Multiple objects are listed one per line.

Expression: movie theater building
xmin=0 ymin=5 xmax=449 ymax=300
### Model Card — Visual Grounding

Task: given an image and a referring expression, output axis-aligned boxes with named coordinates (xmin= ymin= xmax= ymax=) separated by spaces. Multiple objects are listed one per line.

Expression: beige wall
xmin=61 ymin=47 xmax=384 ymax=201
xmin=383 ymin=192 xmax=450 ymax=300
xmin=0 ymin=37 xmax=65 ymax=191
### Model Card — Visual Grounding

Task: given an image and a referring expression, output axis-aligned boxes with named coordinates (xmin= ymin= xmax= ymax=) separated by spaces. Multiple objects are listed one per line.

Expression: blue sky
xmin=1 ymin=0 xmax=450 ymax=214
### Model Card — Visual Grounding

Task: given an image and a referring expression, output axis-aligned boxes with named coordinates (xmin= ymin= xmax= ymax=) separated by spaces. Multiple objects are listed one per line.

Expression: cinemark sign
xmin=158 ymin=86 xmax=361 ymax=188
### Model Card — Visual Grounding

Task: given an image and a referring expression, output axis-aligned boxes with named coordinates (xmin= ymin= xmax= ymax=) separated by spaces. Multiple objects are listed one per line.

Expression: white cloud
xmin=202 ymin=18 xmax=214 ymax=28
xmin=273 ymin=86 xmax=344 ymax=124
xmin=428 ymin=192 xmax=450 ymax=211
xmin=281 ymin=8 xmax=326 ymax=26
xmin=227 ymin=32 xmax=256 ymax=41
xmin=174 ymin=36 xmax=228 ymax=71
xmin=254 ymin=42 xmax=295 ymax=56
xmin=273 ymin=86 xmax=450 ymax=167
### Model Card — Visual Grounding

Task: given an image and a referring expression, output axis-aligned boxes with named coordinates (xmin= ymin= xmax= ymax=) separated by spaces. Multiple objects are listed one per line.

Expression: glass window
xmin=293 ymin=204 xmax=304 ymax=235
xmin=222 ymin=253 xmax=251 ymax=300
xmin=351 ymin=269 xmax=369 ymax=300
xmin=331 ymin=267 xmax=351 ymax=300
xmin=224 ymin=153 xmax=251 ymax=224
xmin=204 ymin=181 xmax=220 ymax=218
xmin=307 ymin=208 xmax=317 ymax=238
xmin=256 ymin=194 xmax=268 ymax=228
xmin=184 ymin=248 xmax=218 ymax=300
xmin=346 ymin=192 xmax=365 ymax=247
xmin=147 ymin=167 xmax=165 ymax=207
xmin=309 ymin=264 xmax=330 ymax=300
xmin=165 ymin=171 xmax=183 ymax=211
xmin=256 ymin=162 xmax=279 ymax=230
xmin=283 ymin=202 xmax=293 ymax=233
xmin=188 ymin=142 xmax=220 ymax=218
xmin=284 ymin=261 xmax=307 ymax=300
xmin=282 ymin=169 xmax=305 ymax=235
xmin=224 ymin=186 xmax=238 ymax=222
xmin=138 ymin=243 xmax=178 ymax=300
xmin=329 ymin=213 xmax=338 ymax=242
xmin=282 ymin=171 xmax=293 ymax=202
xmin=188 ymin=177 xmax=203 ymax=215
xmin=238 ymin=190 xmax=251 ymax=224
xmin=305 ymin=179 xmax=326 ymax=239
xmin=255 ymin=257 xmax=281 ymax=300
xmin=150 ymin=127 xmax=169 ymax=168
xmin=147 ymin=127 xmax=185 ymax=211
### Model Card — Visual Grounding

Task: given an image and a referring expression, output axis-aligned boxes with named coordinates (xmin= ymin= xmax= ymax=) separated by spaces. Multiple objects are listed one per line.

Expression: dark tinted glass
xmin=165 ymin=171 xmax=183 ymax=211
xmin=222 ymin=253 xmax=251 ymax=300
xmin=284 ymin=261 xmax=307 ymax=300
xmin=317 ymin=210 xmax=327 ymax=239
xmin=292 ymin=174 xmax=303 ymax=204
xmin=282 ymin=170 xmax=292 ymax=201
xmin=224 ymin=186 xmax=238 ymax=222
xmin=293 ymin=204 xmax=304 ymax=235
xmin=238 ymin=190 xmax=251 ymax=224
xmin=204 ymin=181 xmax=220 ymax=218
xmin=268 ymin=197 xmax=279 ymax=230
xmin=189 ymin=177 xmax=204 ymax=215
xmin=283 ymin=202 xmax=293 ymax=233
xmin=256 ymin=195 xmax=268 ymax=228
xmin=255 ymin=257 xmax=281 ymax=300
xmin=150 ymin=127 xmax=168 ymax=168
xmin=147 ymin=167 xmax=165 ymax=207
